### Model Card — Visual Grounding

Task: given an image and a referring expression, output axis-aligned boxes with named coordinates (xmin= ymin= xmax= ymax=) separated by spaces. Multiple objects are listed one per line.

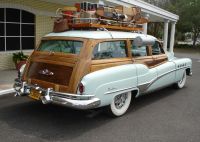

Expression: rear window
xmin=37 ymin=40 xmax=83 ymax=54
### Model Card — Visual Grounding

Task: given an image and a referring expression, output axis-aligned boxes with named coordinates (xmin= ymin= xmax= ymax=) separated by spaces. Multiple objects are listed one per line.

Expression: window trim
xmin=0 ymin=8 xmax=35 ymax=52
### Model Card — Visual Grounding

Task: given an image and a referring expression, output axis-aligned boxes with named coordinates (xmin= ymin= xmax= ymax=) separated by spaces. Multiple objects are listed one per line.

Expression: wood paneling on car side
xmin=22 ymin=37 xmax=168 ymax=94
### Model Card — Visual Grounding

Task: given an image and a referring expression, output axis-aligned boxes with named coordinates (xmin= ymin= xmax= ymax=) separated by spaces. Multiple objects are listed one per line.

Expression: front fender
xmin=172 ymin=57 xmax=192 ymax=82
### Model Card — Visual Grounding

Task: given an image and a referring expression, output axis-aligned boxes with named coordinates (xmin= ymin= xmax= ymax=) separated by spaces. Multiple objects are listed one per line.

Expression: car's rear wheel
xmin=174 ymin=70 xmax=186 ymax=89
xmin=107 ymin=91 xmax=132 ymax=117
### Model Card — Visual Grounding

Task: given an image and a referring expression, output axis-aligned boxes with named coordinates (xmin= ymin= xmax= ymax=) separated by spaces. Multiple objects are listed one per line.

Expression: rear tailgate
xmin=24 ymin=51 xmax=78 ymax=93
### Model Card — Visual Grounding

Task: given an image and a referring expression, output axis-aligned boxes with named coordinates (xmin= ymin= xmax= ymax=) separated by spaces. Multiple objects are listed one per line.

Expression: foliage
xmin=175 ymin=43 xmax=200 ymax=49
xmin=12 ymin=52 xmax=28 ymax=64
xmin=143 ymin=0 xmax=169 ymax=8
xmin=144 ymin=0 xmax=166 ymax=39
xmin=144 ymin=0 xmax=200 ymax=48
xmin=166 ymin=0 xmax=200 ymax=47
xmin=147 ymin=22 xmax=163 ymax=39
xmin=175 ymin=44 xmax=194 ymax=48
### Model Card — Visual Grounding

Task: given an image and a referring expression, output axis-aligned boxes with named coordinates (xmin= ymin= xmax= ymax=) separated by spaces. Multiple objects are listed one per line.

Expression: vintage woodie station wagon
xmin=13 ymin=3 xmax=192 ymax=117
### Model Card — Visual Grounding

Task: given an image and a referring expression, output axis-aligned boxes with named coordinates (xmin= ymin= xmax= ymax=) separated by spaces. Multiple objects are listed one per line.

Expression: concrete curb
xmin=0 ymin=88 xmax=15 ymax=96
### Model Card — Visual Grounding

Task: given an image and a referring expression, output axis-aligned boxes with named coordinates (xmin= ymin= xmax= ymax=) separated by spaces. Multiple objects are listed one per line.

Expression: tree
xmin=144 ymin=0 xmax=200 ymax=47
xmin=166 ymin=0 xmax=200 ymax=47
xmin=143 ymin=0 xmax=169 ymax=8
xmin=143 ymin=0 xmax=166 ymax=39
xmin=147 ymin=22 xmax=163 ymax=39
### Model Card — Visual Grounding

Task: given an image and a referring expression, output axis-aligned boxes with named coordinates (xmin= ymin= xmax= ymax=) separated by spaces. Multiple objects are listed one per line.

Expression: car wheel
xmin=175 ymin=70 xmax=186 ymax=89
xmin=108 ymin=91 xmax=132 ymax=117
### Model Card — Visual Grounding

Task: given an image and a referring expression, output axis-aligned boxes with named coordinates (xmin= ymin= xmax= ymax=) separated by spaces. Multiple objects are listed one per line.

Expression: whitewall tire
xmin=175 ymin=70 xmax=186 ymax=89
xmin=108 ymin=91 xmax=132 ymax=117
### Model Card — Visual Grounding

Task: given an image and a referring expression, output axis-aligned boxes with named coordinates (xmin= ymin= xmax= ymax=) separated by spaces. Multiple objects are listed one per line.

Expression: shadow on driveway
xmin=0 ymin=86 xmax=182 ymax=141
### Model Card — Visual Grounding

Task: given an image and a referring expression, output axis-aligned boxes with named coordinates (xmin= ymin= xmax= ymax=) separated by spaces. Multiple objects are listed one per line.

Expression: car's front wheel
xmin=107 ymin=91 xmax=132 ymax=117
xmin=174 ymin=70 xmax=186 ymax=89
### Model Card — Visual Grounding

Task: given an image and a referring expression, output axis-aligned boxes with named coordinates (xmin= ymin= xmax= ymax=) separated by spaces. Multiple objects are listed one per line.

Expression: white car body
xmin=14 ymin=31 xmax=192 ymax=116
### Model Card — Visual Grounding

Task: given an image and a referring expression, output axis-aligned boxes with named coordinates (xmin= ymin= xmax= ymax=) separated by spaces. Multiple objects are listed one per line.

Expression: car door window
xmin=132 ymin=45 xmax=147 ymax=57
xmin=131 ymin=40 xmax=148 ymax=57
xmin=131 ymin=40 xmax=155 ymax=68
xmin=92 ymin=41 xmax=127 ymax=60
xmin=152 ymin=42 xmax=163 ymax=55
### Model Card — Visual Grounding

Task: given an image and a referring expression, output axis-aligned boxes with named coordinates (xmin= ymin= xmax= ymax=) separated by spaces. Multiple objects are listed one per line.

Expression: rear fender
xmin=80 ymin=64 xmax=138 ymax=107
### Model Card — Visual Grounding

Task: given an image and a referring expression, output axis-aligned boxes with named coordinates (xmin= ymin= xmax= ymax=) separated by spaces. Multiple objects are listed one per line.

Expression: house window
xmin=0 ymin=8 xmax=35 ymax=51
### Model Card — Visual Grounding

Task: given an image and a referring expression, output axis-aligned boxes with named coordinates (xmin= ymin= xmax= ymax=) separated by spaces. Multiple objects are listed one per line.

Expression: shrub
xmin=12 ymin=52 xmax=28 ymax=65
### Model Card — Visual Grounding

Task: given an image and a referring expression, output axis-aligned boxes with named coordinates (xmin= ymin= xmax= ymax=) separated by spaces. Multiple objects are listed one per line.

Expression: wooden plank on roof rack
xmin=69 ymin=23 xmax=143 ymax=31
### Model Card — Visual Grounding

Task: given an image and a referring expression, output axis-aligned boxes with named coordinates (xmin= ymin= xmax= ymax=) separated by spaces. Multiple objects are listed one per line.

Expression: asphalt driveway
xmin=0 ymin=56 xmax=200 ymax=142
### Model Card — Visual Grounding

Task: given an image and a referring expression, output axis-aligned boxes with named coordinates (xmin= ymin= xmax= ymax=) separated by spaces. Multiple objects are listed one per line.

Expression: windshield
xmin=37 ymin=40 xmax=83 ymax=54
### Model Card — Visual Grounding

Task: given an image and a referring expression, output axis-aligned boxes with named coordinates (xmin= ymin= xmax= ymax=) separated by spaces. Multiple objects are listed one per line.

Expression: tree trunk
xmin=192 ymin=36 xmax=196 ymax=48
xmin=192 ymin=29 xmax=200 ymax=48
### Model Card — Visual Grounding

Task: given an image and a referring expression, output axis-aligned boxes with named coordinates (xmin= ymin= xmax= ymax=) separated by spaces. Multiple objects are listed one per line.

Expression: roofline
xmin=45 ymin=30 xmax=157 ymax=40
xmin=106 ymin=0 xmax=179 ymax=22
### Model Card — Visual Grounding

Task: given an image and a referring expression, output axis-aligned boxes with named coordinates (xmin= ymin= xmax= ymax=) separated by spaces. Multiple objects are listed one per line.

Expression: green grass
xmin=174 ymin=47 xmax=200 ymax=54
xmin=174 ymin=43 xmax=200 ymax=53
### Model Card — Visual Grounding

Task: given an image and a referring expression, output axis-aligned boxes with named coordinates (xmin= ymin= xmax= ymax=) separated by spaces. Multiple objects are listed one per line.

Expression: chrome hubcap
xmin=179 ymin=73 xmax=185 ymax=85
xmin=179 ymin=78 xmax=183 ymax=84
xmin=114 ymin=93 xmax=128 ymax=109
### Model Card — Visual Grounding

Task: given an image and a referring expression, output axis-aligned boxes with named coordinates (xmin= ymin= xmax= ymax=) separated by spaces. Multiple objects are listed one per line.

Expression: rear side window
xmin=92 ymin=41 xmax=127 ymax=60
xmin=38 ymin=40 xmax=83 ymax=54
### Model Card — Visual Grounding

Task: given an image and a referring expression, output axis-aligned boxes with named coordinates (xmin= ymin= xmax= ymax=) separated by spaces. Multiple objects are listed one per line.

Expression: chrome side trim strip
xmin=138 ymin=66 xmax=191 ymax=93
xmin=104 ymin=86 xmax=138 ymax=95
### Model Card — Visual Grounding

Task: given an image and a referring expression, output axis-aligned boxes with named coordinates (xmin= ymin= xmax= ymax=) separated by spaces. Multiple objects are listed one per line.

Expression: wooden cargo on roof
xmin=52 ymin=1 xmax=148 ymax=33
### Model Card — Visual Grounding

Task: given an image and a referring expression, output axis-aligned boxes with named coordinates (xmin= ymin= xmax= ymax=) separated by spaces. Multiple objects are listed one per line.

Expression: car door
xmin=131 ymin=43 xmax=155 ymax=68
xmin=130 ymin=40 xmax=157 ymax=93
xmin=151 ymin=41 xmax=168 ymax=66
xmin=150 ymin=41 xmax=176 ymax=89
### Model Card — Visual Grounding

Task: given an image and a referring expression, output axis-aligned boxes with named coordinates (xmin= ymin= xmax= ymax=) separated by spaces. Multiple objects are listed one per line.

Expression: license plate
xmin=29 ymin=89 xmax=41 ymax=100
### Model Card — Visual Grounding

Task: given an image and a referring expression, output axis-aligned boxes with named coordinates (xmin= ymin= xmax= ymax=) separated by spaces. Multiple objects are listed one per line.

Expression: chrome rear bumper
xmin=13 ymin=79 xmax=100 ymax=110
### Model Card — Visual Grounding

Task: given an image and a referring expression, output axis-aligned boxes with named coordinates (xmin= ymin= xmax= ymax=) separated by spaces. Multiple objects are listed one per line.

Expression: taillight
xmin=78 ymin=83 xmax=84 ymax=94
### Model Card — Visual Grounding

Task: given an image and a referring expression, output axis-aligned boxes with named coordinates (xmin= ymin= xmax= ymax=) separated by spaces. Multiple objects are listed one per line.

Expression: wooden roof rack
xmin=69 ymin=23 xmax=143 ymax=32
